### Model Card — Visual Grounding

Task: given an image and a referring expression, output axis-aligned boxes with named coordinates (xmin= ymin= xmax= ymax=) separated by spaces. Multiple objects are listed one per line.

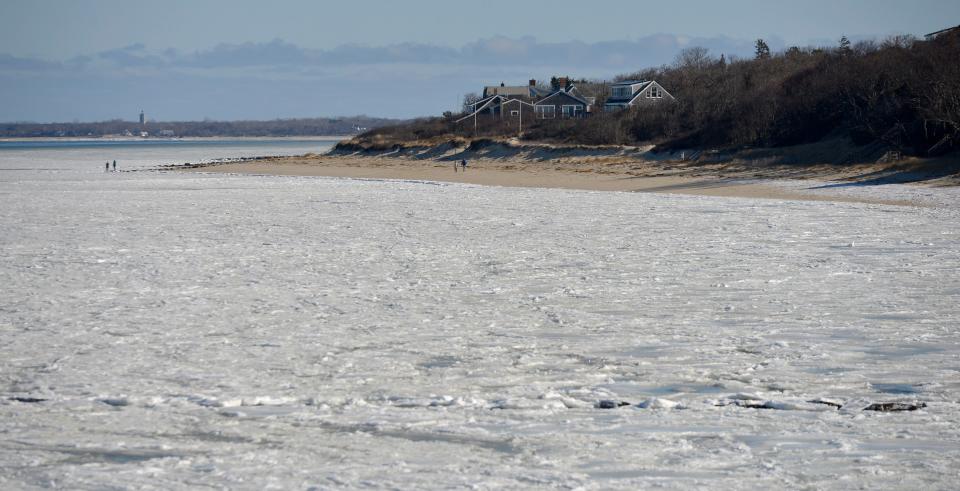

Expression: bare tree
xmin=881 ymin=34 xmax=917 ymax=49
xmin=462 ymin=92 xmax=481 ymax=114
xmin=675 ymin=47 xmax=714 ymax=70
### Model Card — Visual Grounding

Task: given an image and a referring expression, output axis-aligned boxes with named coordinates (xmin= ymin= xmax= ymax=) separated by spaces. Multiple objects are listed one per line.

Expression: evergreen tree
xmin=755 ymin=39 xmax=771 ymax=59
xmin=839 ymin=35 xmax=852 ymax=55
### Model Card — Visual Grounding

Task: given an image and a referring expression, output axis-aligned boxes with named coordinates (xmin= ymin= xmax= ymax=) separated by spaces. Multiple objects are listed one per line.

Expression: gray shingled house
xmin=533 ymin=79 xmax=592 ymax=119
xmin=456 ymin=95 xmax=534 ymax=123
xmin=463 ymin=78 xmax=602 ymax=121
xmin=603 ymin=80 xmax=674 ymax=112
xmin=925 ymin=24 xmax=960 ymax=40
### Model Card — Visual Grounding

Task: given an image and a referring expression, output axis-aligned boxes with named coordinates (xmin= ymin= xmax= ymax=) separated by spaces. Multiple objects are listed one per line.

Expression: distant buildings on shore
xmin=459 ymin=76 xmax=674 ymax=124
xmin=131 ymin=110 xmax=171 ymax=137
xmin=0 ymin=116 xmax=397 ymax=138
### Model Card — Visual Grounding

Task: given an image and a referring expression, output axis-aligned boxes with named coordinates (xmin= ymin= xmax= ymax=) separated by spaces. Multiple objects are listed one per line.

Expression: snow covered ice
xmin=1 ymin=166 xmax=959 ymax=488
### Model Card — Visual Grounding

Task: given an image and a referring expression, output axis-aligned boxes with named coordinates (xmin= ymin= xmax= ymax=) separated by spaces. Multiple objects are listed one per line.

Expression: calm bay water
xmin=0 ymin=138 xmax=341 ymax=179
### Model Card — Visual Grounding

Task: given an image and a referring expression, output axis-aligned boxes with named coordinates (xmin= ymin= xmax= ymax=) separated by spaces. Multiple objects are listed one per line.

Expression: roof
xmin=483 ymin=84 xmax=555 ymax=99
xmin=605 ymin=81 xmax=675 ymax=106
xmin=466 ymin=94 xmax=505 ymax=111
xmin=605 ymin=81 xmax=653 ymax=103
xmin=534 ymin=89 xmax=590 ymax=107
xmin=483 ymin=85 xmax=530 ymax=97
xmin=529 ymin=86 xmax=552 ymax=98
xmin=565 ymin=85 xmax=585 ymax=99
xmin=456 ymin=97 xmax=532 ymax=123
xmin=610 ymin=79 xmax=646 ymax=87
xmin=925 ymin=24 xmax=960 ymax=39
xmin=500 ymin=98 xmax=534 ymax=107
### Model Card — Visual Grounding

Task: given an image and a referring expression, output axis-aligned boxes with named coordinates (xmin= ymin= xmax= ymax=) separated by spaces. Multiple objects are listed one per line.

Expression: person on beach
xmin=461 ymin=159 xmax=467 ymax=172
xmin=453 ymin=161 xmax=457 ymax=173
xmin=112 ymin=160 xmax=116 ymax=171
xmin=105 ymin=162 xmax=109 ymax=172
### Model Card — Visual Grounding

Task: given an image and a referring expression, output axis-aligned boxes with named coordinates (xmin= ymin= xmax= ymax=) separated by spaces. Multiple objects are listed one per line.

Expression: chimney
xmin=529 ymin=79 xmax=536 ymax=86
xmin=500 ymin=82 xmax=505 ymax=87
xmin=558 ymin=77 xmax=568 ymax=90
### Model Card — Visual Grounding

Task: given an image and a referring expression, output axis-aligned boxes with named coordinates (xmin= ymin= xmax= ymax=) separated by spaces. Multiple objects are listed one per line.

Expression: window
xmin=649 ymin=86 xmax=662 ymax=98
xmin=562 ymin=105 xmax=583 ymax=117
xmin=612 ymin=87 xmax=631 ymax=98
xmin=510 ymin=110 xmax=520 ymax=116
xmin=535 ymin=105 xmax=555 ymax=119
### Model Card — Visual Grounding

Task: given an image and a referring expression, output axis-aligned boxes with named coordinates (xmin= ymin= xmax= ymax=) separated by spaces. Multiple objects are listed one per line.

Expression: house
xmin=533 ymin=77 xmax=592 ymax=119
xmin=456 ymin=96 xmax=534 ymax=123
xmin=460 ymin=79 xmax=547 ymax=121
xmin=482 ymin=80 xmax=551 ymax=100
xmin=465 ymin=94 xmax=505 ymax=115
xmin=500 ymin=98 xmax=535 ymax=120
xmin=925 ymin=24 xmax=960 ymax=40
xmin=603 ymin=80 xmax=674 ymax=112
xmin=564 ymin=85 xmax=594 ymax=107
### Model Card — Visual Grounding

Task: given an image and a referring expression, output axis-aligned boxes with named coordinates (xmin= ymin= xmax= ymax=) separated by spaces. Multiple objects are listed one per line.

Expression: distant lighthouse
xmin=139 ymin=110 xmax=145 ymax=126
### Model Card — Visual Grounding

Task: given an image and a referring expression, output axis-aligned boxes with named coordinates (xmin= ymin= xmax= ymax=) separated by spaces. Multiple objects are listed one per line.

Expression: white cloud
xmin=0 ymin=34 xmax=789 ymax=121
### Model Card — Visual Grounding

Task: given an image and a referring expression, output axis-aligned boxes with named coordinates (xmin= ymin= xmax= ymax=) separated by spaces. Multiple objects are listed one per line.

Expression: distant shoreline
xmin=0 ymin=136 xmax=348 ymax=143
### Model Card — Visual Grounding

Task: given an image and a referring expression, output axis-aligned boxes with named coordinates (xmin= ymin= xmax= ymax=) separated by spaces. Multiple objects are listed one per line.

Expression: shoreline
xmin=0 ymin=136 xmax=348 ymax=143
xmin=172 ymin=154 xmax=947 ymax=207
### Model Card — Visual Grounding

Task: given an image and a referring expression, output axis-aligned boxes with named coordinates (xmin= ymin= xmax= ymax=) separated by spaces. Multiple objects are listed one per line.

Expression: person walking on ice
xmin=105 ymin=162 xmax=109 ymax=172
xmin=112 ymin=160 xmax=116 ymax=171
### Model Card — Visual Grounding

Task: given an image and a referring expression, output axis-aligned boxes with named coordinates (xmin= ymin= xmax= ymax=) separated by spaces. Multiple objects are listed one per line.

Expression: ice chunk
xmin=97 ymin=397 xmax=130 ymax=407
xmin=863 ymin=401 xmax=927 ymax=412
xmin=636 ymin=398 xmax=682 ymax=409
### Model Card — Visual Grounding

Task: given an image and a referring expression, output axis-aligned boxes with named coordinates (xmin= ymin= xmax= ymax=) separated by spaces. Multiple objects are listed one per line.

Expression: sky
xmin=1 ymin=0 xmax=957 ymax=122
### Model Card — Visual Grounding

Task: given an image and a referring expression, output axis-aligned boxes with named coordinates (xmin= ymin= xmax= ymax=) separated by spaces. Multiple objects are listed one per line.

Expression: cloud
xmin=0 ymin=53 xmax=61 ymax=71
xmin=96 ymin=43 xmax=169 ymax=67
xmin=0 ymin=34 xmax=791 ymax=121
xmin=24 ymin=34 xmax=778 ymax=73
xmin=188 ymin=39 xmax=310 ymax=67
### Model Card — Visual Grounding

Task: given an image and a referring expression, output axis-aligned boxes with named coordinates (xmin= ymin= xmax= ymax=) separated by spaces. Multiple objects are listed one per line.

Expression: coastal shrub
xmin=615 ymin=30 xmax=960 ymax=155
xmin=360 ymin=29 xmax=960 ymax=157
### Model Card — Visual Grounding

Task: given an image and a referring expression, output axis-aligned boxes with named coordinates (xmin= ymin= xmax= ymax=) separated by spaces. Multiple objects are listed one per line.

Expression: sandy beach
xmin=175 ymin=152 xmax=957 ymax=206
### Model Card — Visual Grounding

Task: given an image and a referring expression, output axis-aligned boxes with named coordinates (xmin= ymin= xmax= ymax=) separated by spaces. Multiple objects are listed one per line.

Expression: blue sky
xmin=1 ymin=0 xmax=957 ymax=122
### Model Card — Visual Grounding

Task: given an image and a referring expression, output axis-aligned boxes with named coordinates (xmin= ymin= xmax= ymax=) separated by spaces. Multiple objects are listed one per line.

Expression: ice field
xmin=1 ymin=147 xmax=960 ymax=488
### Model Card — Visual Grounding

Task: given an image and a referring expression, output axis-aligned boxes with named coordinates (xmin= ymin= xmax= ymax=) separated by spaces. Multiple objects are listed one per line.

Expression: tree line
xmin=364 ymin=30 xmax=960 ymax=157
xmin=0 ymin=117 xmax=399 ymax=138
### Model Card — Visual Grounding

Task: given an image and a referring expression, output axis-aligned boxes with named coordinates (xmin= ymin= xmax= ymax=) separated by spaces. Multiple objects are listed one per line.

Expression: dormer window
xmin=611 ymin=87 xmax=631 ymax=98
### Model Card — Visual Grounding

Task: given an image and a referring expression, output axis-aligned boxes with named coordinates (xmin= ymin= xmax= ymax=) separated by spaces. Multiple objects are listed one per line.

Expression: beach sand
xmin=175 ymin=153 xmax=948 ymax=206
xmin=176 ymin=155 xmax=928 ymax=205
